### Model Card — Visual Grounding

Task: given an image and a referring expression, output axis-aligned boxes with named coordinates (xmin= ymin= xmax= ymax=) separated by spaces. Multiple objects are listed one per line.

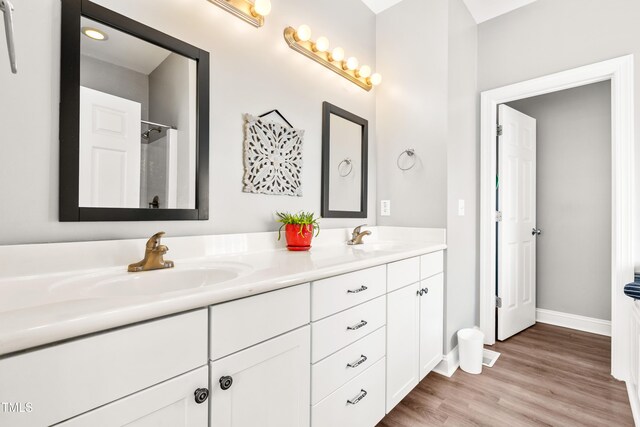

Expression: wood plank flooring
xmin=378 ymin=323 xmax=633 ymax=427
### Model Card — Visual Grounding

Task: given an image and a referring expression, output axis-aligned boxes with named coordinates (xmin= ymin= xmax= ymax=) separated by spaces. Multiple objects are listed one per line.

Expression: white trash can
xmin=457 ymin=328 xmax=484 ymax=374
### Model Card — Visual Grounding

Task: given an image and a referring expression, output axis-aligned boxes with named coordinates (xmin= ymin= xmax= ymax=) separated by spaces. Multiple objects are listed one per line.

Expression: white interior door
xmin=79 ymin=86 xmax=141 ymax=208
xmin=497 ymin=104 xmax=537 ymax=341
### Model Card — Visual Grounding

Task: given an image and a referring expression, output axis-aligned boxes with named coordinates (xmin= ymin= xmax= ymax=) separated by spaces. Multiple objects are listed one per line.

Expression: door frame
xmin=479 ymin=55 xmax=635 ymax=380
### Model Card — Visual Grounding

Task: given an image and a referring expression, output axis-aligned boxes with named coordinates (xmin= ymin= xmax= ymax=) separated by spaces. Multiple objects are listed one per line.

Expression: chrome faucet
xmin=128 ymin=232 xmax=175 ymax=272
xmin=347 ymin=224 xmax=371 ymax=245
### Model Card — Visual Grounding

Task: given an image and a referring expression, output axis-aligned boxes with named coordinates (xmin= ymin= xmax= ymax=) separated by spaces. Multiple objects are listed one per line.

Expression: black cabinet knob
xmin=219 ymin=375 xmax=233 ymax=391
xmin=194 ymin=388 xmax=209 ymax=404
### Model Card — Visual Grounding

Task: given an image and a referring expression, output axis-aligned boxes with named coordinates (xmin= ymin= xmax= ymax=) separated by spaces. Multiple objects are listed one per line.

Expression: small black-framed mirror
xmin=321 ymin=102 xmax=368 ymax=219
xmin=59 ymin=0 xmax=209 ymax=221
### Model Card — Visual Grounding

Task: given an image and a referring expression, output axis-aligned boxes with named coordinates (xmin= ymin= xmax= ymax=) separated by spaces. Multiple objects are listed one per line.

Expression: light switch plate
xmin=381 ymin=200 xmax=391 ymax=216
xmin=458 ymin=199 xmax=465 ymax=216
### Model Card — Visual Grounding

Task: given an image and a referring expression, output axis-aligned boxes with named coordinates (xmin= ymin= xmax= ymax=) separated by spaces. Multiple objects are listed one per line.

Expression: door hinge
xmin=497 ymin=125 xmax=503 ymax=136
xmin=496 ymin=296 xmax=502 ymax=308
xmin=495 ymin=211 xmax=502 ymax=222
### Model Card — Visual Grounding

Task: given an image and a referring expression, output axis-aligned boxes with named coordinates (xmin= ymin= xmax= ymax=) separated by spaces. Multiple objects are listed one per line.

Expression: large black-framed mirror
xmin=59 ymin=0 xmax=209 ymax=221
xmin=321 ymin=102 xmax=368 ymax=219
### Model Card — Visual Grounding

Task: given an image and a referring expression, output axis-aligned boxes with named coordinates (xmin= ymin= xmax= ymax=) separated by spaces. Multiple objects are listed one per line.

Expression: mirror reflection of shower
xmin=140 ymin=120 xmax=177 ymax=209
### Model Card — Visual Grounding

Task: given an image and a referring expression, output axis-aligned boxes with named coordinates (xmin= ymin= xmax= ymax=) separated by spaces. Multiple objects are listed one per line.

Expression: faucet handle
xmin=353 ymin=224 xmax=367 ymax=234
xmin=146 ymin=231 xmax=166 ymax=250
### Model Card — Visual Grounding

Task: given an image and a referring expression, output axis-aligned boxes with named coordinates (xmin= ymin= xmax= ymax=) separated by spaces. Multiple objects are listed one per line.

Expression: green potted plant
xmin=276 ymin=211 xmax=320 ymax=251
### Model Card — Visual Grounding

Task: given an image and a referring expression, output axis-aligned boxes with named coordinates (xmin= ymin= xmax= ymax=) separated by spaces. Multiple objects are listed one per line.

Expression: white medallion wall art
xmin=243 ymin=114 xmax=305 ymax=197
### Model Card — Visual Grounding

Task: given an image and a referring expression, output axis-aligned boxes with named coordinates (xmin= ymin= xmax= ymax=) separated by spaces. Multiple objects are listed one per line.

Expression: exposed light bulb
xmin=296 ymin=25 xmax=312 ymax=42
xmin=345 ymin=57 xmax=359 ymax=71
xmin=369 ymin=73 xmax=383 ymax=86
xmin=358 ymin=65 xmax=372 ymax=79
xmin=330 ymin=47 xmax=345 ymax=62
xmin=314 ymin=36 xmax=330 ymax=53
xmin=252 ymin=0 xmax=272 ymax=16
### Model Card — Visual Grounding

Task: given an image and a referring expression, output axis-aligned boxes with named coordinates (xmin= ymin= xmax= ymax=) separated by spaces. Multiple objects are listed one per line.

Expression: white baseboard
xmin=627 ymin=381 xmax=640 ymax=426
xmin=536 ymin=308 xmax=611 ymax=337
xmin=433 ymin=345 xmax=459 ymax=377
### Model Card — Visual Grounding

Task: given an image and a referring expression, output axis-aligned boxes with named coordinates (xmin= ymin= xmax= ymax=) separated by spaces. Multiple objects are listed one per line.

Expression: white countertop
xmin=0 ymin=227 xmax=446 ymax=356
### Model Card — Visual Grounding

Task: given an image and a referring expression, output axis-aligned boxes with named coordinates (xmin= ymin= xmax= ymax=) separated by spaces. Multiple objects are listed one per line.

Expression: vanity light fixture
xmin=81 ymin=26 xmax=108 ymax=41
xmin=207 ymin=0 xmax=271 ymax=28
xmin=284 ymin=25 xmax=382 ymax=91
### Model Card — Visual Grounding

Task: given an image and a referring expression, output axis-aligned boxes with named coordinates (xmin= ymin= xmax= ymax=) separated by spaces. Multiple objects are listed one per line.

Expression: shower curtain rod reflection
xmin=141 ymin=119 xmax=176 ymax=129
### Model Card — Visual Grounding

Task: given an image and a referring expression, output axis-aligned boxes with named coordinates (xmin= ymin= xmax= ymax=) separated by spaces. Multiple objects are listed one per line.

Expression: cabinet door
xmin=57 ymin=366 xmax=209 ymax=427
xmin=210 ymin=326 xmax=310 ymax=427
xmin=386 ymin=282 xmax=420 ymax=413
xmin=419 ymin=273 xmax=444 ymax=380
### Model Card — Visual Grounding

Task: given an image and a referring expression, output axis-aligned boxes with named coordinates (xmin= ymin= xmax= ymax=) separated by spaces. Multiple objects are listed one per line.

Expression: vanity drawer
xmin=387 ymin=257 xmax=420 ymax=292
xmin=311 ymin=265 xmax=386 ymax=321
xmin=311 ymin=357 xmax=386 ymax=427
xmin=311 ymin=326 xmax=386 ymax=405
xmin=209 ymin=283 xmax=310 ymax=360
xmin=421 ymin=251 xmax=444 ymax=279
xmin=0 ymin=310 xmax=207 ymax=427
xmin=312 ymin=295 xmax=385 ymax=363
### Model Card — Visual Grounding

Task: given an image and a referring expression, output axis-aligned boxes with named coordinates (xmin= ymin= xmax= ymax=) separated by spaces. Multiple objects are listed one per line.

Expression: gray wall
xmin=478 ymin=0 xmax=640 ymax=270
xmin=80 ymin=55 xmax=149 ymax=120
xmin=0 ymin=0 xmax=376 ymax=244
xmin=445 ymin=0 xmax=479 ymax=351
xmin=376 ymin=0 xmax=478 ymax=352
xmin=376 ymin=0 xmax=448 ymax=228
xmin=507 ymin=81 xmax=612 ymax=320
xmin=149 ymin=53 xmax=197 ymax=209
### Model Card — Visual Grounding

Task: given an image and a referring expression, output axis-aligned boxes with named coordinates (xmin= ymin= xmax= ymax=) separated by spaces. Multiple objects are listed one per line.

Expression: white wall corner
xmin=536 ymin=308 xmax=611 ymax=337
xmin=433 ymin=345 xmax=459 ymax=377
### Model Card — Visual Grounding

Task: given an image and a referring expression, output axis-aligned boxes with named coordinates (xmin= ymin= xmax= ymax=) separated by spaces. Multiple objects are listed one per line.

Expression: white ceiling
xmin=360 ymin=0 xmax=538 ymax=23
xmin=360 ymin=0 xmax=405 ymax=14
xmin=462 ymin=0 xmax=538 ymax=23
xmin=81 ymin=17 xmax=172 ymax=75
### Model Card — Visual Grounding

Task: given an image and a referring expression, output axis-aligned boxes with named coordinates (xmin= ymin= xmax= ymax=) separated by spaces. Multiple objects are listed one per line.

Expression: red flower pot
xmin=285 ymin=224 xmax=314 ymax=251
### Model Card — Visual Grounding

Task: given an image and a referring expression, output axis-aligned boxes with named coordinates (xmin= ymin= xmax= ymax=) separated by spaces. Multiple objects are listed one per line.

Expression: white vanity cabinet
xmin=386 ymin=281 xmax=421 ymax=412
xmin=386 ymin=252 xmax=444 ymax=413
xmin=0 ymin=310 xmax=209 ymax=427
xmin=310 ymin=266 xmax=388 ymax=427
xmin=419 ymin=272 xmax=444 ymax=379
xmin=57 ymin=367 xmax=209 ymax=427
xmin=0 ymin=246 xmax=446 ymax=427
xmin=208 ymin=284 xmax=311 ymax=427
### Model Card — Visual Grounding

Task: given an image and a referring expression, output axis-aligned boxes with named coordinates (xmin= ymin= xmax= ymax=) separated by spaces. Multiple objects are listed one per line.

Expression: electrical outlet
xmin=381 ymin=200 xmax=391 ymax=216
xmin=458 ymin=199 xmax=465 ymax=216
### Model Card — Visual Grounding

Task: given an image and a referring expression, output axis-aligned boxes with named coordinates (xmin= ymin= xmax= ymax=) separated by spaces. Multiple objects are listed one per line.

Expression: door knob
xmin=532 ymin=228 xmax=542 ymax=236
xmin=219 ymin=376 xmax=233 ymax=390
xmin=194 ymin=388 xmax=209 ymax=404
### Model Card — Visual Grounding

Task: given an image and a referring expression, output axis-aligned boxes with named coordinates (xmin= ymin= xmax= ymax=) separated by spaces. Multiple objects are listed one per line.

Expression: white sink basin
xmin=0 ymin=263 xmax=252 ymax=314
xmin=52 ymin=263 xmax=251 ymax=298
xmin=85 ymin=267 xmax=243 ymax=297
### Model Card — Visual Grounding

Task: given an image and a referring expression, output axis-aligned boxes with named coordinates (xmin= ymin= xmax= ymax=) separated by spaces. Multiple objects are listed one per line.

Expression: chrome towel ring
xmin=397 ymin=148 xmax=416 ymax=171
xmin=338 ymin=158 xmax=353 ymax=177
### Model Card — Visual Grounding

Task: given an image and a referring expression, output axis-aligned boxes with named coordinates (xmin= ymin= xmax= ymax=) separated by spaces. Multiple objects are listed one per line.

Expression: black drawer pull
xmin=347 ymin=389 xmax=368 ymax=405
xmin=219 ymin=376 xmax=233 ymax=390
xmin=194 ymin=388 xmax=209 ymax=404
xmin=346 ymin=355 xmax=368 ymax=369
xmin=347 ymin=320 xmax=368 ymax=331
xmin=347 ymin=285 xmax=368 ymax=294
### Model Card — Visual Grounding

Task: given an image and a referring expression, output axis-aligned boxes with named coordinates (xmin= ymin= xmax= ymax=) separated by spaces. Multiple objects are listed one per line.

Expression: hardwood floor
xmin=378 ymin=323 xmax=633 ymax=427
